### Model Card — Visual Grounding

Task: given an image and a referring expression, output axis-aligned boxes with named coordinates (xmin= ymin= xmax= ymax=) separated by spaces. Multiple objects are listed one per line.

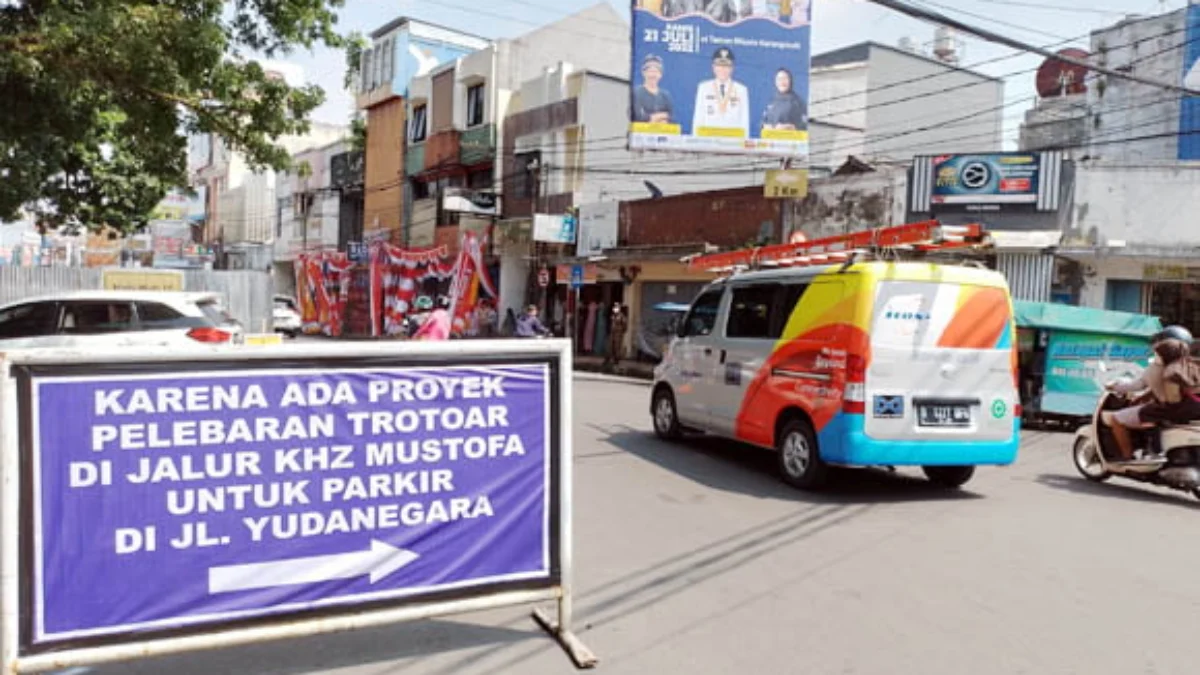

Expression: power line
xmin=964 ymin=0 xmax=1137 ymax=15
xmin=911 ymin=0 xmax=1075 ymax=42
xmin=863 ymin=0 xmax=1200 ymax=96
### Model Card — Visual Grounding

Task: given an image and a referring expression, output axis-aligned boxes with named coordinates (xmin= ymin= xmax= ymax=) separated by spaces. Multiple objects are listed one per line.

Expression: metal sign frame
xmin=0 ymin=340 xmax=594 ymax=672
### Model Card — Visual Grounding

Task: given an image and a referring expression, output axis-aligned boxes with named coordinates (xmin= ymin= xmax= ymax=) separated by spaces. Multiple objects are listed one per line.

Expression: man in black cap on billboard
xmin=633 ymin=54 xmax=675 ymax=124
xmin=692 ymin=47 xmax=750 ymax=136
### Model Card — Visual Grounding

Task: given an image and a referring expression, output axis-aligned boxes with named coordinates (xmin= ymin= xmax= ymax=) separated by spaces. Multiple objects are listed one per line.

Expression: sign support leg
xmin=532 ymin=594 xmax=596 ymax=669
xmin=531 ymin=341 xmax=596 ymax=669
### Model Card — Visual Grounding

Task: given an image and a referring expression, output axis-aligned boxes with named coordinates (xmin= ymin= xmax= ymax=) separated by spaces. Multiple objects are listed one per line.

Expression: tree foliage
xmin=0 ymin=0 xmax=347 ymax=233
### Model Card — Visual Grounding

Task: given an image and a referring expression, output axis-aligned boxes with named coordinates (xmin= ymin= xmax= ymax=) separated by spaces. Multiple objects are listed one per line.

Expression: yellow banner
xmin=761 ymin=129 xmax=810 ymax=141
xmin=764 ymin=169 xmax=809 ymax=199
xmin=101 ymin=269 xmax=184 ymax=292
xmin=630 ymin=122 xmax=682 ymax=135
xmin=695 ymin=127 xmax=747 ymax=138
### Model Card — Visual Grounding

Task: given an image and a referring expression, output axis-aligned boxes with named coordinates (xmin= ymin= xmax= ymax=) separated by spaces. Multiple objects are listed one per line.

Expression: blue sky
xmin=289 ymin=0 xmax=1190 ymax=145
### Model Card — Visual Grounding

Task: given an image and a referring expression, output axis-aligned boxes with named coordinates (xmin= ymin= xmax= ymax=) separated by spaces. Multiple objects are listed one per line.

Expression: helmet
xmin=1152 ymin=325 xmax=1193 ymax=344
xmin=435 ymin=296 xmax=451 ymax=309
xmin=415 ymin=296 xmax=433 ymax=311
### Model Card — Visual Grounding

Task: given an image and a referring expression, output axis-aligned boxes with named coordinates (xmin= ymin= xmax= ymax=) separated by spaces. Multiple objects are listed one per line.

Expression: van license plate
xmin=918 ymin=404 xmax=971 ymax=427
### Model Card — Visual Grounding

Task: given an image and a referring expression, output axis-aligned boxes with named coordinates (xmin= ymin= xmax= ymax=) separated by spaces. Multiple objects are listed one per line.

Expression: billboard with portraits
xmin=629 ymin=1 xmax=812 ymax=159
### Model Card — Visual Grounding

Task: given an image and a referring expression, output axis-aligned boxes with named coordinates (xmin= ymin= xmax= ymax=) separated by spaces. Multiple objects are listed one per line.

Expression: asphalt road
xmin=59 ymin=374 xmax=1200 ymax=675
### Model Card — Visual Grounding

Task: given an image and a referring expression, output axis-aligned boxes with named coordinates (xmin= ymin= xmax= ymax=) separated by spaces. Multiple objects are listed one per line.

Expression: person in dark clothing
xmin=761 ymin=68 xmax=808 ymax=133
xmin=633 ymin=55 xmax=674 ymax=124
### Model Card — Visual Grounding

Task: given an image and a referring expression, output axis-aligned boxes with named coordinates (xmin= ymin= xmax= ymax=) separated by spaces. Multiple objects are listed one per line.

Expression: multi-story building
xmin=808 ymin=33 xmax=1005 ymax=165
xmin=355 ymin=17 xmax=489 ymax=243
xmin=1084 ymin=5 xmax=1200 ymax=162
xmin=273 ymin=139 xmax=352 ymax=293
xmin=401 ymin=3 xmax=633 ymax=251
xmin=191 ymin=120 xmax=345 ymax=270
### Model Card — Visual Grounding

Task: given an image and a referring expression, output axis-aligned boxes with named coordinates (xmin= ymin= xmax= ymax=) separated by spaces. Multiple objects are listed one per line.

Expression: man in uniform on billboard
xmin=692 ymin=47 xmax=750 ymax=137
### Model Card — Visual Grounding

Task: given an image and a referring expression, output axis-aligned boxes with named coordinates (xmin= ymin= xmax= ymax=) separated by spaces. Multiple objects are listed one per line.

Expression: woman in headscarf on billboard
xmin=761 ymin=68 xmax=808 ymax=133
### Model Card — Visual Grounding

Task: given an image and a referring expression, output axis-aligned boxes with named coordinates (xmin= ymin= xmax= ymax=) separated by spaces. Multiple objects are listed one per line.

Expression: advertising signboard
xmin=0 ymin=342 xmax=592 ymax=671
xmin=1179 ymin=3 xmax=1200 ymax=160
xmin=533 ymin=214 xmax=577 ymax=244
xmin=576 ymin=202 xmax=620 ymax=257
xmin=764 ymin=168 xmax=808 ymax=198
xmin=1040 ymin=332 xmax=1151 ymax=415
xmin=931 ymin=154 xmax=1040 ymax=206
xmin=629 ymin=1 xmax=812 ymax=159
xmin=101 ymin=268 xmax=185 ymax=292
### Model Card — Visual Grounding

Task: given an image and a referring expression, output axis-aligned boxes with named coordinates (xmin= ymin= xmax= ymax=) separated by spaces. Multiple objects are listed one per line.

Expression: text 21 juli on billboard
xmin=629 ymin=1 xmax=812 ymax=159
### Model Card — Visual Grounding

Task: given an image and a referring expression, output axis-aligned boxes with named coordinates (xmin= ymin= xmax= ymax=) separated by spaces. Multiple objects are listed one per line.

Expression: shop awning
xmin=989 ymin=230 xmax=1062 ymax=251
xmin=1012 ymin=300 xmax=1162 ymax=338
xmin=1057 ymin=243 xmax=1200 ymax=260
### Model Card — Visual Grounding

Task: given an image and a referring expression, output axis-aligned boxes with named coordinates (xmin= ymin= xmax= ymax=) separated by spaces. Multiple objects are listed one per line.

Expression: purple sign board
xmin=26 ymin=362 xmax=555 ymax=647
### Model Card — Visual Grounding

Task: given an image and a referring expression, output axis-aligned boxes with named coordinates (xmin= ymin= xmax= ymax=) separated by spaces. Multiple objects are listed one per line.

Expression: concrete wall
xmin=810 ymin=64 xmax=870 ymax=131
xmin=1069 ymin=162 xmax=1200 ymax=247
xmin=506 ymin=3 xmax=629 ymax=86
xmin=363 ymin=98 xmax=406 ymax=241
xmin=788 ymin=167 xmax=909 ymax=240
xmin=864 ymin=46 xmax=1004 ymax=160
xmin=1086 ymin=10 xmax=1188 ymax=162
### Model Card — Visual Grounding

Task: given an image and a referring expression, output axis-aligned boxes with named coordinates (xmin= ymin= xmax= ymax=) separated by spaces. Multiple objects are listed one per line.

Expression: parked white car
xmin=0 ymin=291 xmax=245 ymax=350
xmin=273 ymin=295 xmax=302 ymax=338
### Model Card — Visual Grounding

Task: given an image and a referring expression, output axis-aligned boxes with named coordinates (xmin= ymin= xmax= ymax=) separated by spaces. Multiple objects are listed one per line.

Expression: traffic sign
xmin=569 ymin=265 xmax=584 ymax=289
xmin=27 ymin=363 xmax=553 ymax=646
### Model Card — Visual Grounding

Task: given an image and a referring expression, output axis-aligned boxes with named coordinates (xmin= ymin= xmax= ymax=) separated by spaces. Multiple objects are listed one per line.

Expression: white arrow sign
xmin=208 ymin=540 xmax=419 ymax=594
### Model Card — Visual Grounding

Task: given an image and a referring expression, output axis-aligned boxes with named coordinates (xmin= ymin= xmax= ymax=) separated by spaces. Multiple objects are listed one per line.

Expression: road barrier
xmin=0 ymin=340 xmax=595 ymax=672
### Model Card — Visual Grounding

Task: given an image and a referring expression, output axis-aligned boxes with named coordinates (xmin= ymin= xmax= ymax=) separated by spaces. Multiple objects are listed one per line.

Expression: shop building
xmin=355 ymin=17 xmax=489 ymax=243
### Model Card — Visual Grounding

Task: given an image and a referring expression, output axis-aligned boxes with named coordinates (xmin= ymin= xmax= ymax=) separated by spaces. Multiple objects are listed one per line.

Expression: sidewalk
xmin=573 ymin=355 xmax=655 ymax=381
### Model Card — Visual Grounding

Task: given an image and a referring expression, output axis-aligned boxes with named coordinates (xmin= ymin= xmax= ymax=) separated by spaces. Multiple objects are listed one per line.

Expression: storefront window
xmin=1147 ymin=282 xmax=1200 ymax=329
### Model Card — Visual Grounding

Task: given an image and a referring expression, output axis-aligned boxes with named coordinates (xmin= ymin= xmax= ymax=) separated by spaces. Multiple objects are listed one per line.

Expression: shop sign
xmin=1143 ymin=263 xmax=1200 ymax=281
xmin=764 ymin=169 xmax=809 ymax=199
xmin=1041 ymin=332 xmax=1152 ymax=416
xmin=555 ymin=264 xmax=597 ymax=285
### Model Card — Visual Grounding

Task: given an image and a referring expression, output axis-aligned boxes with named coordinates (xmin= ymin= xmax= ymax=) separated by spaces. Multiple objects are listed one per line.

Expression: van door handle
xmin=720 ymin=349 xmax=727 ymax=364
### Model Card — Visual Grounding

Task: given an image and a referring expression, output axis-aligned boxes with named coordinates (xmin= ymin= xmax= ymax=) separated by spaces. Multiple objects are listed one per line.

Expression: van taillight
xmin=843 ymin=354 xmax=867 ymax=414
xmin=187 ymin=327 xmax=231 ymax=343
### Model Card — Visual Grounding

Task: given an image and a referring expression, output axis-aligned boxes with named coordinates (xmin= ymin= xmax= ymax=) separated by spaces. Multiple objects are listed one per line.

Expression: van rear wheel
xmin=777 ymin=418 xmax=828 ymax=490
xmin=922 ymin=465 xmax=975 ymax=489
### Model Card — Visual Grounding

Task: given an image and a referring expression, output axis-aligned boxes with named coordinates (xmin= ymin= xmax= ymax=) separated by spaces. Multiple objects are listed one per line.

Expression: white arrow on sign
xmin=208 ymin=540 xmax=419 ymax=594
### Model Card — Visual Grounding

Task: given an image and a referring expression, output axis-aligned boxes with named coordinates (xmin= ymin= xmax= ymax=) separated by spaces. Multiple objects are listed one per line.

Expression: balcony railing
xmin=405 ymin=143 xmax=425 ymax=176
xmin=460 ymin=124 xmax=496 ymax=166
xmin=424 ymin=130 xmax=461 ymax=171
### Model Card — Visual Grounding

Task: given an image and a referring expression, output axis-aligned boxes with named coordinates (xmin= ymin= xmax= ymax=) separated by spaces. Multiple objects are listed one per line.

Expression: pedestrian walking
xmin=604 ymin=304 xmax=629 ymax=369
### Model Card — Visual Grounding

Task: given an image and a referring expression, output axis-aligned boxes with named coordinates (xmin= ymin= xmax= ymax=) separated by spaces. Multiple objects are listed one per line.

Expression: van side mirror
xmin=676 ymin=320 xmax=688 ymax=338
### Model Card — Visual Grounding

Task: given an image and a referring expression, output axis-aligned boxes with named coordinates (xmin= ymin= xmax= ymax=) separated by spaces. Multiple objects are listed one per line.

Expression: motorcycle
xmin=1072 ymin=363 xmax=1200 ymax=500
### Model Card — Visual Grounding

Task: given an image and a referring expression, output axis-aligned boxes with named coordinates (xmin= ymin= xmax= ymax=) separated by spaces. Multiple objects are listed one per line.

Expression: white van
xmin=651 ymin=260 xmax=1021 ymax=490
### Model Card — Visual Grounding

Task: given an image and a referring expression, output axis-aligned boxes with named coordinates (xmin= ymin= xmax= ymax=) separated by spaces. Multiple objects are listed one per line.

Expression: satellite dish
xmin=1036 ymin=49 xmax=1089 ymax=98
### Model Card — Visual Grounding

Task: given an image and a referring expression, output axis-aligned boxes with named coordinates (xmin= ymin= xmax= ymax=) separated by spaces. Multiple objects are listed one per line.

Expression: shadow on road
xmin=1035 ymin=473 xmax=1200 ymax=508
xmin=66 ymin=618 xmax=534 ymax=675
xmin=598 ymin=425 xmax=983 ymax=504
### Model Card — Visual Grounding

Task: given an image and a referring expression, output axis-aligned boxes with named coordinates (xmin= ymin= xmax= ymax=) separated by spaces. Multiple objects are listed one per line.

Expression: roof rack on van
xmin=686 ymin=220 xmax=989 ymax=274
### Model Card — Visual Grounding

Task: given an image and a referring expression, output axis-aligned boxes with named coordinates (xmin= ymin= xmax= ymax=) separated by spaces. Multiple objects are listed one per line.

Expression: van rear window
xmin=871 ymin=281 xmax=1011 ymax=350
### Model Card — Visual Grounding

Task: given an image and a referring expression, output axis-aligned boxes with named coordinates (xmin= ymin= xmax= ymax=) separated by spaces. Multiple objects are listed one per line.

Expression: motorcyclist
xmin=1104 ymin=325 xmax=1199 ymax=461
xmin=406 ymin=296 xmax=433 ymax=337
xmin=413 ymin=296 xmax=452 ymax=341
xmin=515 ymin=304 xmax=551 ymax=338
